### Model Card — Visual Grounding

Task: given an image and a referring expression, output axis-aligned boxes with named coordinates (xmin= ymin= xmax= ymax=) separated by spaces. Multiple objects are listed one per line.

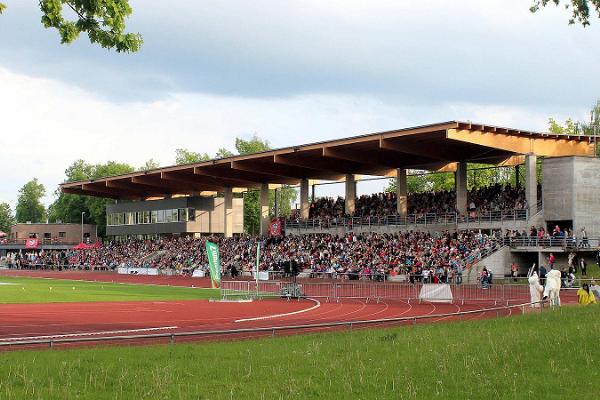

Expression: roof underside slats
xmin=60 ymin=121 xmax=598 ymax=200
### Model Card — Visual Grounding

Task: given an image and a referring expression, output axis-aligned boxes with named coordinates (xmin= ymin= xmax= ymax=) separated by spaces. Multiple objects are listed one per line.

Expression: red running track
xmin=0 ymin=270 xmax=577 ymax=350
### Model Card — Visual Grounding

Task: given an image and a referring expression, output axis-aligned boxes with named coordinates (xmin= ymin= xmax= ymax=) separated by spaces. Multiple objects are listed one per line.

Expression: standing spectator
xmin=580 ymin=227 xmax=589 ymax=248
xmin=548 ymin=253 xmax=555 ymax=269
xmin=579 ymin=257 xmax=587 ymax=276
xmin=510 ymin=262 xmax=519 ymax=282
xmin=539 ymin=265 xmax=547 ymax=286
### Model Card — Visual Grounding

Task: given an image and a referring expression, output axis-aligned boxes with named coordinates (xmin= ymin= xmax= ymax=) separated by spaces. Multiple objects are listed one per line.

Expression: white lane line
xmin=234 ymin=299 xmax=321 ymax=323
xmin=0 ymin=326 xmax=178 ymax=342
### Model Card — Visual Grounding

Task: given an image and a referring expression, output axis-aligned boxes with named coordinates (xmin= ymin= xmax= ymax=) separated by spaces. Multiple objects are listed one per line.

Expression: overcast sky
xmin=1 ymin=0 xmax=599 ymax=210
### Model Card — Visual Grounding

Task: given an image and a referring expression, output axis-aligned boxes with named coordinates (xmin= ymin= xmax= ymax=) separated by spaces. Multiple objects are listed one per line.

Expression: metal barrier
xmin=0 ymin=299 xmax=547 ymax=349
xmin=221 ymin=280 xmax=534 ymax=303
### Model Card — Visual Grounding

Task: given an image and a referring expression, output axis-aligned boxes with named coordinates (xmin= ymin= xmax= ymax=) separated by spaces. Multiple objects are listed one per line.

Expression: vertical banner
xmin=269 ymin=219 xmax=282 ymax=236
xmin=255 ymin=241 xmax=261 ymax=295
xmin=205 ymin=241 xmax=221 ymax=289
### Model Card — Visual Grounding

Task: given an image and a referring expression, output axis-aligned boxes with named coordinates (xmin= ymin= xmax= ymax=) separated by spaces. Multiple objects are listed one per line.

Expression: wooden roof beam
xmin=231 ymin=160 xmax=342 ymax=181
xmin=81 ymin=184 xmax=143 ymax=200
xmin=106 ymin=180 xmax=171 ymax=197
xmin=379 ymin=138 xmax=458 ymax=161
xmin=163 ymin=170 xmax=252 ymax=190
xmin=447 ymin=128 xmax=596 ymax=157
xmin=197 ymin=164 xmax=300 ymax=185
xmin=63 ymin=186 xmax=129 ymax=200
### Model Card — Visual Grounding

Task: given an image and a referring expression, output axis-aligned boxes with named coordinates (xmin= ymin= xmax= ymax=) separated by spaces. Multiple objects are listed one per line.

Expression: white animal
xmin=543 ymin=269 xmax=562 ymax=307
xmin=528 ymin=271 xmax=543 ymax=308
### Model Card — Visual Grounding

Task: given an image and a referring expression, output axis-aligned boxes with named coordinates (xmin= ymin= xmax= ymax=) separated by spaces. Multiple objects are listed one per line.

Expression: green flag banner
xmin=206 ymin=241 xmax=221 ymax=288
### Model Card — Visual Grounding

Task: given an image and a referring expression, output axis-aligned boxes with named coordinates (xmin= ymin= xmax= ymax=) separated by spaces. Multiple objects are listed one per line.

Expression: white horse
xmin=543 ymin=269 xmax=562 ymax=307
xmin=527 ymin=268 xmax=543 ymax=308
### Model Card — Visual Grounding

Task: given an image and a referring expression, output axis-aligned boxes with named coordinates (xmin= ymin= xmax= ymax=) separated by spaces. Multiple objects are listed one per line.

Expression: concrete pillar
xmin=525 ymin=154 xmax=537 ymax=214
xmin=396 ymin=168 xmax=407 ymax=217
xmin=515 ymin=165 xmax=521 ymax=188
xmin=311 ymin=184 xmax=316 ymax=202
xmin=455 ymin=162 xmax=468 ymax=216
xmin=259 ymin=183 xmax=270 ymax=235
xmin=344 ymin=174 xmax=356 ymax=215
xmin=223 ymin=187 xmax=233 ymax=238
xmin=300 ymin=178 xmax=309 ymax=219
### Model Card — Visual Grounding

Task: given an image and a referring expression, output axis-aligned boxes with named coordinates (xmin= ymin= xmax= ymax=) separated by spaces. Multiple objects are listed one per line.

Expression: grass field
xmin=0 ymin=276 xmax=219 ymax=303
xmin=0 ymin=306 xmax=598 ymax=399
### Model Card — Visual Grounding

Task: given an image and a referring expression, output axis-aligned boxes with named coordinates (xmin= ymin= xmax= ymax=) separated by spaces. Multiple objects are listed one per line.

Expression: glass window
xmin=171 ymin=209 xmax=178 ymax=222
xmin=157 ymin=210 xmax=165 ymax=223
xmin=143 ymin=211 xmax=150 ymax=224
xmin=188 ymin=208 xmax=196 ymax=221
xmin=58 ymin=232 xmax=66 ymax=238
xmin=178 ymin=208 xmax=186 ymax=222
xmin=44 ymin=232 xmax=51 ymax=239
xmin=165 ymin=209 xmax=173 ymax=223
xmin=151 ymin=210 xmax=158 ymax=224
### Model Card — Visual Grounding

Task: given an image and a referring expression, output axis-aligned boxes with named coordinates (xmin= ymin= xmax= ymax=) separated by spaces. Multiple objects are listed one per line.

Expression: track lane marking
xmin=0 ymin=326 xmax=178 ymax=342
xmin=234 ymin=298 xmax=321 ymax=323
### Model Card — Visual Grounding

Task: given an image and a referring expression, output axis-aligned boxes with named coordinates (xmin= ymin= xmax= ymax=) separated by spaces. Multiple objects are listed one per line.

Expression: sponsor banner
xmin=206 ymin=241 xmax=221 ymax=288
xmin=192 ymin=269 xmax=206 ymax=278
xmin=251 ymin=271 xmax=270 ymax=281
xmin=25 ymin=238 xmax=39 ymax=249
xmin=117 ymin=267 xmax=159 ymax=276
xmin=418 ymin=284 xmax=453 ymax=303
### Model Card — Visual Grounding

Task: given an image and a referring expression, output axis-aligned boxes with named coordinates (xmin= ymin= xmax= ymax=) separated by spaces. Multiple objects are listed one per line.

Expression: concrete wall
xmin=543 ymin=156 xmax=600 ymax=237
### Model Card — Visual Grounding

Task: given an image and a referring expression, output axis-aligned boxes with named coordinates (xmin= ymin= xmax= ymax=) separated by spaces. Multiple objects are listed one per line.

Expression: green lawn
xmin=0 ymin=306 xmax=598 ymax=399
xmin=0 ymin=276 xmax=219 ymax=304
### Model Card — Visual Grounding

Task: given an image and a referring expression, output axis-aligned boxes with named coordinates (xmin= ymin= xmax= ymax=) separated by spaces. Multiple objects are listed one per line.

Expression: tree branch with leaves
xmin=531 ymin=0 xmax=600 ymax=25
xmin=0 ymin=0 xmax=141 ymax=52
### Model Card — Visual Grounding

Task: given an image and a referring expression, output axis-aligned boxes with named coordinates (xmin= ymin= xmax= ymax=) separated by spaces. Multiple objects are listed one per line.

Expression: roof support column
xmin=345 ymin=174 xmax=356 ymax=216
xmin=259 ymin=183 xmax=270 ymax=236
xmin=223 ymin=187 xmax=233 ymax=238
xmin=455 ymin=162 xmax=468 ymax=216
xmin=300 ymin=178 xmax=310 ymax=219
xmin=396 ymin=168 xmax=407 ymax=218
xmin=525 ymin=153 xmax=537 ymax=215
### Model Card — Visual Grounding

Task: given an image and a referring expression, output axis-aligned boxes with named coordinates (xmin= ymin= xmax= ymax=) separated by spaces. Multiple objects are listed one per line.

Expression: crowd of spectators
xmin=1 ymin=230 xmax=500 ymax=283
xmin=304 ymin=184 xmax=531 ymax=221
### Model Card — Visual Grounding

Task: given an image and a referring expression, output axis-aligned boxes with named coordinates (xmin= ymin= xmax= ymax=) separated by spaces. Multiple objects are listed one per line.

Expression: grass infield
xmin=0 ymin=306 xmax=598 ymax=399
xmin=0 ymin=276 xmax=219 ymax=303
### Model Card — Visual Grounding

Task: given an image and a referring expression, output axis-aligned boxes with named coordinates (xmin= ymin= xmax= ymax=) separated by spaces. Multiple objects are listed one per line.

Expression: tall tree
xmin=530 ymin=0 xmax=600 ymax=26
xmin=49 ymin=160 xmax=135 ymax=236
xmin=15 ymin=178 xmax=46 ymax=223
xmin=0 ymin=1 xmax=141 ymax=52
xmin=175 ymin=149 xmax=211 ymax=165
xmin=139 ymin=159 xmax=160 ymax=171
xmin=547 ymin=99 xmax=600 ymax=154
xmin=0 ymin=202 xmax=15 ymax=234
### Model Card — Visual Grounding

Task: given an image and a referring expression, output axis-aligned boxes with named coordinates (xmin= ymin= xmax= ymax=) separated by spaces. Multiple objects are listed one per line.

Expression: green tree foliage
xmin=139 ymin=159 xmax=160 ymax=172
xmin=0 ymin=1 xmax=141 ymax=52
xmin=15 ymin=178 xmax=46 ymax=223
xmin=48 ymin=160 xmax=135 ymax=236
xmin=231 ymin=136 xmax=296 ymax=234
xmin=548 ymin=99 xmax=600 ymax=154
xmin=174 ymin=149 xmax=211 ymax=165
xmin=0 ymin=202 xmax=15 ymax=233
xmin=386 ymin=165 xmax=518 ymax=195
xmin=530 ymin=0 xmax=600 ymax=26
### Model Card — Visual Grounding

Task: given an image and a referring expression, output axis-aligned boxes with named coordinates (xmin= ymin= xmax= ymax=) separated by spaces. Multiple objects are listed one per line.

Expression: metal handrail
xmin=0 ymin=299 xmax=547 ymax=348
xmin=284 ymin=208 xmax=530 ymax=231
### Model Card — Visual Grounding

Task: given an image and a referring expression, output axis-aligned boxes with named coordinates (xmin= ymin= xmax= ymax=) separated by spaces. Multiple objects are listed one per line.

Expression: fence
xmin=283 ymin=208 xmax=529 ymax=232
xmin=0 ymin=299 xmax=546 ymax=350
xmin=504 ymin=237 xmax=600 ymax=249
xmin=220 ymin=280 xmax=534 ymax=303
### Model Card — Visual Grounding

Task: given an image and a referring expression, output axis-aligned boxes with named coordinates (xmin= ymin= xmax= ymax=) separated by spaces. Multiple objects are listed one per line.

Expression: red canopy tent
xmin=72 ymin=243 xmax=90 ymax=250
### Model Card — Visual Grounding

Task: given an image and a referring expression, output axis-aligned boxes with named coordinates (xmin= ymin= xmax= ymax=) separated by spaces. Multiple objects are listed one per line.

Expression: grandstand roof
xmin=60 ymin=121 xmax=598 ymax=200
